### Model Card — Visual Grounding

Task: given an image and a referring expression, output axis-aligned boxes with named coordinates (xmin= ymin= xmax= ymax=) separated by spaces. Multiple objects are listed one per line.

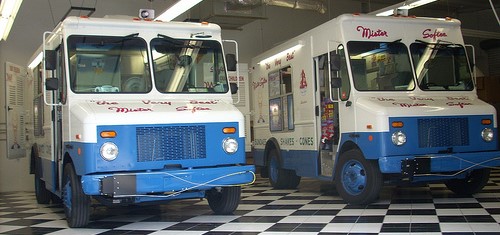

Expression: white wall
xmin=1 ymin=0 xmax=499 ymax=192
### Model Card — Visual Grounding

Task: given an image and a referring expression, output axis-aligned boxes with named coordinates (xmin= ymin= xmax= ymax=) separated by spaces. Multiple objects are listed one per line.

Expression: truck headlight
xmin=391 ymin=131 xmax=406 ymax=146
xmin=481 ymin=128 xmax=494 ymax=142
xmin=100 ymin=142 xmax=118 ymax=161
xmin=222 ymin=138 xmax=238 ymax=154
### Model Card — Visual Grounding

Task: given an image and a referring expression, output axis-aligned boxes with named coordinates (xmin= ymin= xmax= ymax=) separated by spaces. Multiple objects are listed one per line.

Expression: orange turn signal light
xmin=391 ymin=121 xmax=404 ymax=128
xmin=482 ymin=119 xmax=492 ymax=125
xmin=223 ymin=127 xmax=236 ymax=134
xmin=100 ymin=131 xmax=117 ymax=138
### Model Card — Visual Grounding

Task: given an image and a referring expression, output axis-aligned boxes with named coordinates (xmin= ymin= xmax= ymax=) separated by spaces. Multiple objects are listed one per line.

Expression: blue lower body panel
xmin=81 ymin=165 xmax=255 ymax=198
xmin=379 ymin=151 xmax=500 ymax=182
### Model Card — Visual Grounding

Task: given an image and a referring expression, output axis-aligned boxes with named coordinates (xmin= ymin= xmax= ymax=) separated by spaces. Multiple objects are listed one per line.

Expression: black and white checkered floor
xmin=1 ymin=170 xmax=500 ymax=235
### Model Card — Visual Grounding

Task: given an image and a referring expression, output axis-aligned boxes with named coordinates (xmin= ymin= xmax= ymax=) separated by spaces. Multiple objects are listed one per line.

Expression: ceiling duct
xmin=194 ymin=0 xmax=267 ymax=30
xmin=193 ymin=0 xmax=326 ymax=30
xmin=226 ymin=0 xmax=327 ymax=13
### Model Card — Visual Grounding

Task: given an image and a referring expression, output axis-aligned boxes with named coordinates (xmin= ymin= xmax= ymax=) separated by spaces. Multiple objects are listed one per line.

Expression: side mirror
xmin=230 ymin=82 xmax=238 ymax=94
xmin=45 ymin=50 xmax=57 ymax=70
xmin=331 ymin=77 xmax=342 ymax=88
xmin=46 ymin=78 xmax=59 ymax=90
xmin=330 ymin=53 xmax=341 ymax=71
xmin=226 ymin=54 xmax=237 ymax=71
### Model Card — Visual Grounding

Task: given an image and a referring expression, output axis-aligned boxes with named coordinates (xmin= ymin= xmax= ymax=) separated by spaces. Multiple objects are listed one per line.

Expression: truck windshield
xmin=347 ymin=41 xmax=414 ymax=91
xmin=151 ymin=36 xmax=229 ymax=93
xmin=67 ymin=35 xmax=152 ymax=93
xmin=410 ymin=41 xmax=473 ymax=91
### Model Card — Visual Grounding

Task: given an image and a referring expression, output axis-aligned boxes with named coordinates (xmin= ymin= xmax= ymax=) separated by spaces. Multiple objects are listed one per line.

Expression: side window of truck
xmin=338 ymin=45 xmax=350 ymax=100
xmin=33 ymin=63 xmax=44 ymax=137
xmin=57 ymin=45 xmax=67 ymax=104
xmin=268 ymin=66 xmax=294 ymax=132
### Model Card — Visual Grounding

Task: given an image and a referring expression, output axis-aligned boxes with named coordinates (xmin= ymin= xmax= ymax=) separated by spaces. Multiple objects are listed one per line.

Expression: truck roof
xmin=55 ymin=16 xmax=223 ymax=40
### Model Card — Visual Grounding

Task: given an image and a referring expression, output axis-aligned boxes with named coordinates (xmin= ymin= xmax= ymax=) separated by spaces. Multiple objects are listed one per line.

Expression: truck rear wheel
xmin=62 ymin=163 xmax=90 ymax=228
xmin=34 ymin=174 xmax=51 ymax=204
xmin=206 ymin=186 xmax=241 ymax=214
xmin=445 ymin=168 xmax=491 ymax=195
xmin=34 ymin=156 xmax=51 ymax=204
xmin=268 ymin=149 xmax=301 ymax=189
xmin=335 ymin=149 xmax=382 ymax=205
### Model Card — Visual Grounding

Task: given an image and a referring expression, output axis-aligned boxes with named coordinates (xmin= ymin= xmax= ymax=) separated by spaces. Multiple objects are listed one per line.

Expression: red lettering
xmin=190 ymin=100 xmax=218 ymax=104
xmin=96 ymin=100 xmax=119 ymax=105
xmin=422 ymin=29 xmax=448 ymax=41
xmin=265 ymin=63 xmax=271 ymax=70
xmin=357 ymin=26 xmax=388 ymax=39
xmin=253 ymin=77 xmax=268 ymax=89
xmin=446 ymin=102 xmax=472 ymax=108
xmin=446 ymin=96 xmax=469 ymax=101
xmin=409 ymin=97 xmax=434 ymax=101
xmin=176 ymin=106 xmax=211 ymax=113
xmin=286 ymin=51 xmax=295 ymax=61
xmin=108 ymin=107 xmax=153 ymax=113
xmin=392 ymin=102 xmax=427 ymax=108
xmin=142 ymin=100 xmax=172 ymax=105
xmin=377 ymin=97 xmax=395 ymax=101
xmin=274 ymin=58 xmax=281 ymax=67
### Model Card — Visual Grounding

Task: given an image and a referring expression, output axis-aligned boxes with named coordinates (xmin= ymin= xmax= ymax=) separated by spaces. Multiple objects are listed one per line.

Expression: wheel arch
xmin=334 ymin=140 xmax=363 ymax=180
xmin=258 ymin=138 xmax=281 ymax=178
xmin=264 ymin=138 xmax=281 ymax=166
xmin=63 ymin=152 xmax=74 ymax=171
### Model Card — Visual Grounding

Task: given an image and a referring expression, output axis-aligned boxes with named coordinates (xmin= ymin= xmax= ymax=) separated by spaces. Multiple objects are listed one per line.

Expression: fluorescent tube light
xmin=369 ymin=0 xmax=438 ymax=16
xmin=28 ymin=52 xmax=43 ymax=69
xmin=155 ymin=0 xmax=203 ymax=22
xmin=0 ymin=0 xmax=23 ymax=40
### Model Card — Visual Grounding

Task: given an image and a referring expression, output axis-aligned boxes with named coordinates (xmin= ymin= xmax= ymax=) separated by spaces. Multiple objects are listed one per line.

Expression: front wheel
xmin=206 ymin=186 xmax=241 ymax=214
xmin=335 ymin=149 xmax=382 ymax=205
xmin=445 ymin=168 xmax=491 ymax=195
xmin=62 ymin=163 xmax=91 ymax=228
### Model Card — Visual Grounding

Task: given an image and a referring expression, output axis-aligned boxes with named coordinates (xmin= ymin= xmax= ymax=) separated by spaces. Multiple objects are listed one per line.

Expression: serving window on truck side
xmin=268 ymin=66 xmax=294 ymax=132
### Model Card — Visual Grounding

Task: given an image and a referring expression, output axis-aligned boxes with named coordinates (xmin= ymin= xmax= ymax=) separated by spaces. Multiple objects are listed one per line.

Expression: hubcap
xmin=341 ymin=160 xmax=367 ymax=195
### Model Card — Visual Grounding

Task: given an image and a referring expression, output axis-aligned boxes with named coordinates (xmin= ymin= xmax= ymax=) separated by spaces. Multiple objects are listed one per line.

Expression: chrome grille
xmin=136 ymin=126 xmax=206 ymax=162
xmin=418 ymin=117 xmax=469 ymax=148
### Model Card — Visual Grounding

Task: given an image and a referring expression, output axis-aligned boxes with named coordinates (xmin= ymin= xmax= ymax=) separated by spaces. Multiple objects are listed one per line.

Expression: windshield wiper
xmin=124 ymin=33 xmax=139 ymax=38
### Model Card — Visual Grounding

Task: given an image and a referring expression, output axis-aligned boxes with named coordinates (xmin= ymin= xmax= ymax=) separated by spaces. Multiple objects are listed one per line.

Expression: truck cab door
xmin=45 ymin=44 xmax=66 ymax=193
xmin=314 ymin=50 xmax=340 ymax=178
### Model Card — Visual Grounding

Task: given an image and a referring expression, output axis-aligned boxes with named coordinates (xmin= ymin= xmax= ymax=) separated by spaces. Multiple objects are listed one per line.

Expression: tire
xmin=34 ymin=173 xmax=51 ymax=204
xmin=267 ymin=149 xmax=301 ymax=189
xmin=335 ymin=149 xmax=382 ymax=205
xmin=62 ymin=163 xmax=91 ymax=228
xmin=34 ymin=156 xmax=51 ymax=204
xmin=445 ymin=168 xmax=491 ymax=195
xmin=206 ymin=186 xmax=241 ymax=214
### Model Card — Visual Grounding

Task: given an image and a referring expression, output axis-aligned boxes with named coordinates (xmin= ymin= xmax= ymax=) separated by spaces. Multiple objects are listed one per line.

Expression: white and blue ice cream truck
xmin=250 ymin=13 xmax=500 ymax=204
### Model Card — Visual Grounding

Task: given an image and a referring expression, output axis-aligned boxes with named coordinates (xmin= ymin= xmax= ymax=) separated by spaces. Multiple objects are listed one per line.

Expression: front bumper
xmin=378 ymin=151 xmax=500 ymax=181
xmin=81 ymin=165 xmax=255 ymax=196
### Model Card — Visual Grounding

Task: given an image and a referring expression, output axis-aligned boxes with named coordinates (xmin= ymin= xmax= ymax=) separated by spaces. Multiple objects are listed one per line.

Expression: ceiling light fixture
xmin=0 ymin=0 xmax=23 ymax=40
xmin=155 ymin=0 xmax=203 ymax=22
xmin=369 ymin=0 xmax=438 ymax=16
